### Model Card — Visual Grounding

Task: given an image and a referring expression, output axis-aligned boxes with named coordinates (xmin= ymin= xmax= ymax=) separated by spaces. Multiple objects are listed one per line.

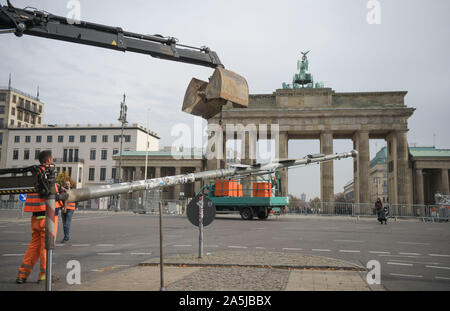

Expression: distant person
xmin=375 ymin=198 xmax=387 ymax=224
xmin=60 ymin=181 xmax=76 ymax=243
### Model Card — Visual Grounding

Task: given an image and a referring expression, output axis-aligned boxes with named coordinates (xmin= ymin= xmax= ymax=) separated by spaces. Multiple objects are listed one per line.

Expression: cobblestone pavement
xmin=66 ymin=251 xmax=373 ymax=291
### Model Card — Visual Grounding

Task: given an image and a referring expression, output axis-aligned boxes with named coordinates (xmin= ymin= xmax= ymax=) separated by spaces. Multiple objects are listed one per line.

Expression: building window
xmin=0 ymin=118 xmax=4 ymax=128
xmin=0 ymin=106 xmax=5 ymax=114
xmin=12 ymin=95 xmax=17 ymax=103
xmin=36 ymin=135 xmax=42 ymax=143
xmin=13 ymin=149 xmax=19 ymax=160
xmin=14 ymin=136 xmax=20 ymax=143
xmin=102 ymin=135 xmax=108 ymax=143
xmin=25 ymin=136 xmax=31 ymax=143
xmin=91 ymin=135 xmax=97 ymax=143
xmin=124 ymin=135 xmax=131 ymax=142
xmin=68 ymin=167 xmax=72 ymax=178
xmin=18 ymin=121 xmax=21 ymax=127
xmin=37 ymin=117 xmax=41 ymax=124
xmin=10 ymin=120 xmax=14 ymax=126
xmin=17 ymin=111 xmax=23 ymax=121
xmin=24 ymin=113 xmax=30 ymax=123
xmin=101 ymin=149 xmax=107 ymax=160
xmin=111 ymin=167 xmax=117 ymax=180
xmin=90 ymin=149 xmax=96 ymax=160
xmin=0 ymin=93 xmax=5 ymax=101
xmin=113 ymin=149 xmax=119 ymax=156
xmin=31 ymin=116 xmax=35 ymax=124
xmin=100 ymin=168 xmax=106 ymax=181
xmin=68 ymin=149 xmax=73 ymax=162
xmin=11 ymin=107 xmax=15 ymax=116
xmin=39 ymin=105 xmax=42 ymax=113
xmin=88 ymin=168 xmax=95 ymax=181
xmin=69 ymin=135 xmax=75 ymax=143
xmin=24 ymin=149 xmax=30 ymax=160
xmin=25 ymin=100 xmax=30 ymax=110
xmin=80 ymin=135 xmax=86 ymax=143
xmin=58 ymin=135 xmax=64 ymax=143
xmin=47 ymin=136 xmax=53 ymax=143
xmin=114 ymin=135 xmax=120 ymax=143
xmin=74 ymin=149 xmax=79 ymax=162
xmin=35 ymin=149 xmax=40 ymax=160
xmin=0 ymin=133 xmax=2 ymax=145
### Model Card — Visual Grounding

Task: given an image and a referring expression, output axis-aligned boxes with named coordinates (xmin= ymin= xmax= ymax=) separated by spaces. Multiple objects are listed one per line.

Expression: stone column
xmin=320 ymin=132 xmax=334 ymax=204
xmin=415 ymin=169 xmax=425 ymax=205
xmin=155 ymin=166 xmax=161 ymax=178
xmin=194 ymin=167 xmax=202 ymax=195
xmin=386 ymin=132 xmax=398 ymax=204
xmin=174 ymin=167 xmax=181 ymax=200
xmin=441 ymin=169 xmax=449 ymax=195
xmin=397 ymin=131 xmax=413 ymax=206
xmin=353 ymin=131 xmax=370 ymax=204
xmin=276 ymin=132 xmax=289 ymax=196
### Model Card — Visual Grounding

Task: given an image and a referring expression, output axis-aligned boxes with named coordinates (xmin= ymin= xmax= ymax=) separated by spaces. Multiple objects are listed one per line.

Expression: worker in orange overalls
xmin=16 ymin=150 xmax=66 ymax=284
xmin=59 ymin=181 xmax=77 ymax=243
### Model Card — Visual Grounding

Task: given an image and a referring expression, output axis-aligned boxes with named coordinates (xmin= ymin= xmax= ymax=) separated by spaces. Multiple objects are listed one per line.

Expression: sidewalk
xmin=68 ymin=251 xmax=379 ymax=291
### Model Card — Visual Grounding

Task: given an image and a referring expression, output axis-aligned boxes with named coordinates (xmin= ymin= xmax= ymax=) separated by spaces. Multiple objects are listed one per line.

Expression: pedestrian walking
xmin=60 ymin=181 xmax=76 ymax=243
xmin=375 ymin=198 xmax=387 ymax=224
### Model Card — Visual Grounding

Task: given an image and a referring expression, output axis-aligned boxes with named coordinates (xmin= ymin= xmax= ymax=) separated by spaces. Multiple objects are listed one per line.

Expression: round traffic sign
xmin=186 ymin=195 xmax=216 ymax=227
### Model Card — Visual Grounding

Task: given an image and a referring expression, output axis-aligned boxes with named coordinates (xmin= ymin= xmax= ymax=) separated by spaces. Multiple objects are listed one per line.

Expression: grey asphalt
xmin=0 ymin=209 xmax=449 ymax=291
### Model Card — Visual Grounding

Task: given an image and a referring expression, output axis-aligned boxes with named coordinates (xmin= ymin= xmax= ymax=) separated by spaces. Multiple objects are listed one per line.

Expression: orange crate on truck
xmin=215 ymin=179 xmax=238 ymax=197
xmin=252 ymin=182 xmax=272 ymax=197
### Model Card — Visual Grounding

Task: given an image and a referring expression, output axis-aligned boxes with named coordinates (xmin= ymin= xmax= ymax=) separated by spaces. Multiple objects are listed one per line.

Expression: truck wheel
xmin=240 ymin=207 xmax=253 ymax=220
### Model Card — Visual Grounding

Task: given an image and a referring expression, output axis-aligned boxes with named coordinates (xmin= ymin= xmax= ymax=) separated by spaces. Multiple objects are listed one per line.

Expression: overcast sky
xmin=1 ymin=0 xmax=449 ymax=200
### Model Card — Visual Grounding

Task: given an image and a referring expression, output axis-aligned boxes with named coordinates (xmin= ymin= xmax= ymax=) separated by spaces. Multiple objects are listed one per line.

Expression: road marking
xmin=334 ymin=240 xmax=364 ymax=243
xmin=378 ymin=254 xmax=422 ymax=259
xmin=390 ymin=273 xmax=423 ymax=278
xmin=72 ymin=244 xmax=90 ymax=247
xmin=255 ymin=247 xmax=266 ymax=250
xmin=399 ymin=252 xmax=421 ymax=256
xmin=131 ymin=252 xmax=152 ymax=255
xmin=312 ymin=249 xmax=331 ymax=252
xmin=205 ymin=245 xmax=219 ymax=248
xmin=428 ymin=254 xmax=450 ymax=258
xmin=228 ymin=246 xmax=248 ymax=249
xmin=2 ymin=254 xmax=24 ymax=257
xmin=435 ymin=276 xmax=450 ymax=280
xmin=96 ymin=244 xmax=114 ymax=247
xmin=2 ymin=231 xmax=24 ymax=234
xmin=97 ymin=253 xmax=121 ymax=256
xmin=387 ymin=262 xmax=413 ymax=267
xmin=173 ymin=245 xmax=192 ymax=247
xmin=370 ymin=251 xmax=391 ymax=254
xmin=389 ymin=259 xmax=442 ymax=265
xmin=339 ymin=250 xmax=360 ymax=253
xmin=426 ymin=265 xmax=450 ymax=270
xmin=282 ymin=248 xmax=303 ymax=251
xmin=398 ymin=242 xmax=430 ymax=245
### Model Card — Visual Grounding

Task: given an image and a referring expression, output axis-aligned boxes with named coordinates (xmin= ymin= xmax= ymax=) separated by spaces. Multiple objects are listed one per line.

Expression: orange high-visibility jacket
xmin=24 ymin=165 xmax=63 ymax=212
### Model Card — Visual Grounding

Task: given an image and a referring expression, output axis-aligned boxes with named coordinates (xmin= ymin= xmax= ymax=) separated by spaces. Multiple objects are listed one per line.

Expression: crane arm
xmin=0 ymin=1 xmax=223 ymax=68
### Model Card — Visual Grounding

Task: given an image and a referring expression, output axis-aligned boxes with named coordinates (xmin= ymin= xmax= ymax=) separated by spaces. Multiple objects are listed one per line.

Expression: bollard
xmin=44 ymin=166 xmax=56 ymax=291
xmin=159 ymin=200 xmax=165 ymax=291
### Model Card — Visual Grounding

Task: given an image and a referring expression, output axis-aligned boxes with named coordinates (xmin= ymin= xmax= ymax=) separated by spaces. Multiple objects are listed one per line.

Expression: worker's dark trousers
xmin=61 ymin=209 xmax=74 ymax=240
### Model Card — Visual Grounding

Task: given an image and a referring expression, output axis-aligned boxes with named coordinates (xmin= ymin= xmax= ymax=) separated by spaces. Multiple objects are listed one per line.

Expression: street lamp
xmin=116 ymin=94 xmax=128 ymax=211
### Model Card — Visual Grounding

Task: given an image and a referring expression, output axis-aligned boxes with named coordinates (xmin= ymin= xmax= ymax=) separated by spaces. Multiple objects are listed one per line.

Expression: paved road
xmin=0 ymin=210 xmax=449 ymax=291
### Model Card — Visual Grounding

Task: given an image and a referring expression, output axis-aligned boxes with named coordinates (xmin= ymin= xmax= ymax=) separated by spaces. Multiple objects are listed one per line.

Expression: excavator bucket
xmin=182 ymin=67 xmax=249 ymax=119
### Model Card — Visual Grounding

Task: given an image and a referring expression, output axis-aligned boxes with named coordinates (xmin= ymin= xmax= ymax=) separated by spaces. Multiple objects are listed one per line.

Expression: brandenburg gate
xmin=207 ymin=54 xmax=415 ymax=206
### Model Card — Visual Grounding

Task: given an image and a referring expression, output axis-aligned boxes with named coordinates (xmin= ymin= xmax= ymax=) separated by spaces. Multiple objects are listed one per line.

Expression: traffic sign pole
xmin=198 ymin=196 xmax=204 ymax=259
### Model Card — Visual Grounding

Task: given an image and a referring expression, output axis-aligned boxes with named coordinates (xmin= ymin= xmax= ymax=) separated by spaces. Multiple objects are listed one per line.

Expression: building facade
xmin=370 ymin=147 xmax=388 ymax=203
xmin=5 ymin=124 xmax=159 ymax=188
xmin=0 ymin=86 xmax=45 ymax=168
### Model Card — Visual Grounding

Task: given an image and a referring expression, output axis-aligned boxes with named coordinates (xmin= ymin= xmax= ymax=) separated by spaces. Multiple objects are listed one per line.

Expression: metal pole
xmin=159 ymin=199 xmax=165 ymax=291
xmin=144 ymin=109 xmax=150 ymax=210
xmin=198 ymin=195 xmax=204 ymax=259
xmin=44 ymin=166 xmax=56 ymax=291
xmin=117 ymin=94 xmax=127 ymax=211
